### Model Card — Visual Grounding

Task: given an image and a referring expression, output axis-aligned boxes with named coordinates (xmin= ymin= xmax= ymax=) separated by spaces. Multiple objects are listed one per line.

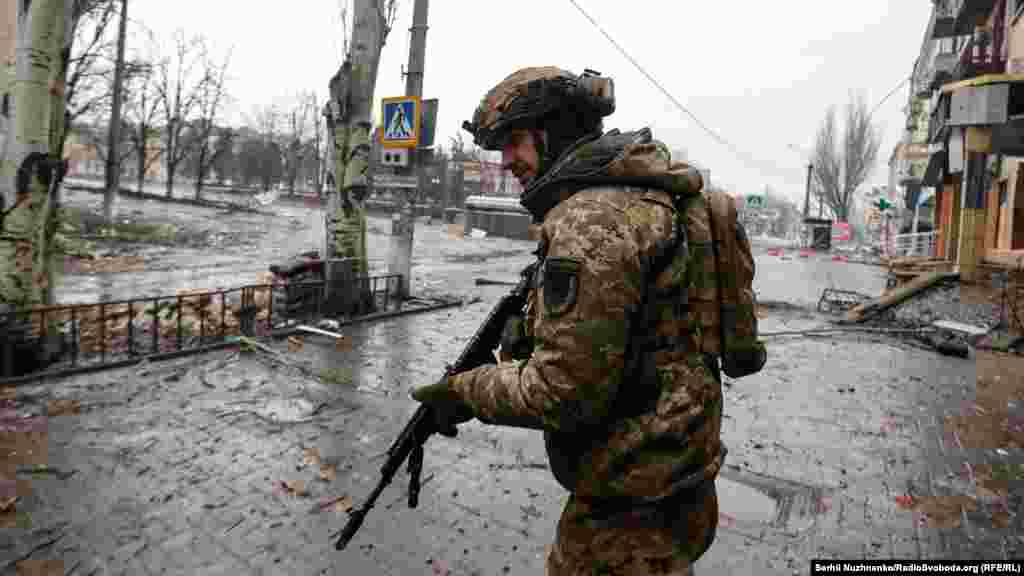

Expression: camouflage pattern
xmin=447 ymin=131 xmax=725 ymax=573
xmin=324 ymin=59 xmax=372 ymax=277
xmin=465 ymin=67 xmax=615 ymax=151
xmin=547 ymin=487 xmax=711 ymax=575
xmin=0 ymin=157 xmax=59 ymax=310
xmin=466 ymin=66 xmax=573 ymax=150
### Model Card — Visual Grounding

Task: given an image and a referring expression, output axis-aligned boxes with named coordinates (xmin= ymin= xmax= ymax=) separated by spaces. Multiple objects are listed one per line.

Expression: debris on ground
xmin=446 ymin=224 xmax=465 ymax=239
xmin=65 ymin=255 xmax=147 ymax=275
xmin=45 ymin=399 xmax=80 ymax=417
xmin=312 ymin=495 xmax=353 ymax=514
xmin=276 ymin=479 xmax=310 ymax=498
xmin=474 ymin=278 xmax=518 ymax=286
xmin=843 ymin=271 xmax=959 ymax=324
xmin=300 ymin=447 xmax=338 ymax=481
xmin=817 ymin=288 xmax=873 ymax=315
xmin=295 ymin=324 xmax=347 ymax=344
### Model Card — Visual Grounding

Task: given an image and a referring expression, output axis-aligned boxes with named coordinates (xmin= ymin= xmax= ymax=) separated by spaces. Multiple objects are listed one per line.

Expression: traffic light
xmin=874 ymin=198 xmax=892 ymax=212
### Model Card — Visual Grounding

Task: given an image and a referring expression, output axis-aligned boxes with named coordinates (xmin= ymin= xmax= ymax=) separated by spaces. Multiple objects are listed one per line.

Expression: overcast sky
xmin=129 ymin=0 xmax=932 ymax=205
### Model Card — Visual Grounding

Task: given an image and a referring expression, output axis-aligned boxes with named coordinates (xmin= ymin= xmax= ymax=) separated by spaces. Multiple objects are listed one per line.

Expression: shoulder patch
xmin=541 ymin=257 xmax=581 ymax=318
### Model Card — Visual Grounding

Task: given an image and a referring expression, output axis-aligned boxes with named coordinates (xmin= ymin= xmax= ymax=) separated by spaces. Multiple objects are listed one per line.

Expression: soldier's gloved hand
xmin=410 ymin=378 xmax=474 ymax=438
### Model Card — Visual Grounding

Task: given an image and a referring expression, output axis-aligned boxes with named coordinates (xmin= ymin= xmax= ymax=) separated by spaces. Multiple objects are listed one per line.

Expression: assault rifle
xmin=334 ymin=262 xmax=537 ymax=550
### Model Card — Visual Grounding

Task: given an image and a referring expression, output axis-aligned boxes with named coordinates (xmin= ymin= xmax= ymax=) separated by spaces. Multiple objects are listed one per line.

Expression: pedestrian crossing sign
xmin=381 ymin=96 xmax=421 ymax=149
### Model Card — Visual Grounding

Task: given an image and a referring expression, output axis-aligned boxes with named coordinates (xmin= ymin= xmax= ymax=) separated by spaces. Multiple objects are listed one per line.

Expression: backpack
xmin=653 ymin=183 xmax=766 ymax=379
xmin=701 ymin=190 xmax=766 ymax=378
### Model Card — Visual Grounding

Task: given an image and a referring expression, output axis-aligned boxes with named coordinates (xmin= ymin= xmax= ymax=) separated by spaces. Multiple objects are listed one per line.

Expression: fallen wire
xmin=761 ymin=326 xmax=937 ymax=338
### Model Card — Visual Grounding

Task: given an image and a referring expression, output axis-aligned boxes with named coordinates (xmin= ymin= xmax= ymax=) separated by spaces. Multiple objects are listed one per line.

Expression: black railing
xmin=0 ymin=274 xmax=402 ymax=380
xmin=929 ymin=95 xmax=951 ymax=144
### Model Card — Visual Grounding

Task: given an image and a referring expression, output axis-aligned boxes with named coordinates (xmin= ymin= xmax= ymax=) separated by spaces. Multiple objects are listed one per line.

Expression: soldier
xmin=412 ymin=67 xmax=764 ymax=575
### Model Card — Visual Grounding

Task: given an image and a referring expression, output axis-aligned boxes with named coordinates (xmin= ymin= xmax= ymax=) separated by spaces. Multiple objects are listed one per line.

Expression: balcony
xmin=929 ymin=51 xmax=960 ymax=91
xmin=952 ymin=33 xmax=1007 ymax=82
xmin=953 ymin=0 xmax=1000 ymax=36
xmin=929 ymin=95 xmax=951 ymax=144
xmin=932 ymin=0 xmax=960 ymax=38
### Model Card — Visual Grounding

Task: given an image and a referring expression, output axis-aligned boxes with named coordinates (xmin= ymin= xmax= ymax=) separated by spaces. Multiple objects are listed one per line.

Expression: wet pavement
xmin=56 ymin=181 xmax=884 ymax=310
xmin=2 ymin=297 xmax=1008 ymax=575
xmin=2 ymin=190 xmax=1020 ymax=574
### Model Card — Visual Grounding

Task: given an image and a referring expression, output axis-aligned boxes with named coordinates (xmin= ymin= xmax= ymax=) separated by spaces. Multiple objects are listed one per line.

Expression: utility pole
xmin=103 ymin=0 xmax=128 ymax=224
xmin=803 ymin=162 xmax=812 ymax=219
xmin=389 ymin=0 xmax=428 ymax=300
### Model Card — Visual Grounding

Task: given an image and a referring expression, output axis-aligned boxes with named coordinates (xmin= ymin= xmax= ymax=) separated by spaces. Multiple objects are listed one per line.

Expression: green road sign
xmin=746 ymin=195 xmax=766 ymax=209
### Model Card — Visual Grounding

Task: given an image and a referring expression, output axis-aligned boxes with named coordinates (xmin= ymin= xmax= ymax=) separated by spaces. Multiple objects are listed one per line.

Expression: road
xmin=2 ymin=189 xmax=1016 ymax=575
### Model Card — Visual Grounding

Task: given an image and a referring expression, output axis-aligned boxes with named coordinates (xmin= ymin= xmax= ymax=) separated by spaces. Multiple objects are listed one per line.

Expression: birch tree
xmin=1 ymin=0 xmax=76 ymax=313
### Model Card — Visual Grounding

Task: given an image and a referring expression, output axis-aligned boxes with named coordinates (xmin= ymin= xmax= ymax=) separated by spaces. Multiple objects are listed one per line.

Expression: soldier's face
xmin=501 ymin=129 xmax=541 ymax=187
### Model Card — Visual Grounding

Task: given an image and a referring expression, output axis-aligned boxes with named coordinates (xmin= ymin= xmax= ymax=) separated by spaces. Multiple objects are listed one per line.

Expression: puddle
xmin=253 ymin=398 xmax=317 ymax=423
xmin=717 ymin=476 xmax=778 ymax=524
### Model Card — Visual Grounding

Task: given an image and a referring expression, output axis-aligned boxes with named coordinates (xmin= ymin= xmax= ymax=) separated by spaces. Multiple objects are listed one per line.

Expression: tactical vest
xmin=502 ymin=188 xmax=765 ymax=379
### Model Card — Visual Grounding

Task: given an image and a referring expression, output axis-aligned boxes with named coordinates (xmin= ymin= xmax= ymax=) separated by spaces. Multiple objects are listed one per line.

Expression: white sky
xmin=129 ymin=0 xmax=932 ymax=205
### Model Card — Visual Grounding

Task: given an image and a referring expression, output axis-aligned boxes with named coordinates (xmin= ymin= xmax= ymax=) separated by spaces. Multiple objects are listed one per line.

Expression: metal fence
xmin=0 ymin=274 xmax=401 ymax=381
xmin=888 ymin=231 xmax=939 ymax=258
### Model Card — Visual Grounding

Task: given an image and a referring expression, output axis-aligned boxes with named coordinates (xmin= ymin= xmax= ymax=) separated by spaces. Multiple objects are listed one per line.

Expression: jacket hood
xmin=520 ymin=128 xmax=704 ymax=221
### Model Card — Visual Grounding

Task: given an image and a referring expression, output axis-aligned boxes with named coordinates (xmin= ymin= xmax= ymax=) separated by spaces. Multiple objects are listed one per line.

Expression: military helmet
xmin=462 ymin=67 xmax=616 ymax=151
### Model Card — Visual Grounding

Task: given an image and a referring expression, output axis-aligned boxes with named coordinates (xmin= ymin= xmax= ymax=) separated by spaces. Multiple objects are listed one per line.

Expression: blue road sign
xmin=381 ymin=96 xmax=420 ymax=148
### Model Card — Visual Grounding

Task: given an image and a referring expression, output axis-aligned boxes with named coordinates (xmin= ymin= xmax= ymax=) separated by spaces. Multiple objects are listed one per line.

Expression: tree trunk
xmin=0 ymin=0 xmax=75 ymax=310
xmin=194 ymin=146 xmax=205 ymax=200
xmin=136 ymin=121 xmax=146 ymax=193
xmin=326 ymin=0 xmax=385 ymax=278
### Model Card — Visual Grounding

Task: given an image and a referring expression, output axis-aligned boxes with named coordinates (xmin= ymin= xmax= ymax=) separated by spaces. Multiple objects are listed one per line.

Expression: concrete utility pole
xmin=103 ymin=0 xmax=128 ymax=224
xmin=389 ymin=0 xmax=428 ymax=300
xmin=803 ymin=162 xmax=812 ymax=219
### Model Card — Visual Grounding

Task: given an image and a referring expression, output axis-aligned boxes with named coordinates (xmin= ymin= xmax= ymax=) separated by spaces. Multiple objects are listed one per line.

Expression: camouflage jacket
xmin=449 ymin=128 xmax=725 ymax=512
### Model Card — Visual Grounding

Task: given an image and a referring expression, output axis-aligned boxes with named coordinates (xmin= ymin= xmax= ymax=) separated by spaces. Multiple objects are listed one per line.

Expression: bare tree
xmin=185 ymin=47 xmax=232 ymax=200
xmin=244 ymin=104 xmax=283 ymax=191
xmin=448 ymin=131 xmax=481 ymax=162
xmin=282 ymin=92 xmax=314 ymax=195
xmin=123 ymin=64 xmax=162 ymax=193
xmin=61 ymin=0 xmax=118 ymax=150
xmin=155 ymin=30 xmax=209 ymax=198
xmin=307 ymin=93 xmax=326 ymax=196
xmin=811 ymin=93 xmax=882 ymax=222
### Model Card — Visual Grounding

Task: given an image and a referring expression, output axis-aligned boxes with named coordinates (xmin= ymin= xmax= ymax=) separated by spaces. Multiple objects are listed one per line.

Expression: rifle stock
xmin=335 ymin=263 xmax=537 ymax=550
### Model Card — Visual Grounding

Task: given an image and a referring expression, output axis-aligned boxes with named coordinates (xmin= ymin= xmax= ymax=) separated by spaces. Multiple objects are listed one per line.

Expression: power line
xmin=568 ymin=0 xmax=912 ymax=191
xmin=565 ymin=0 xmax=787 ymax=182
xmin=869 ymin=76 xmax=912 ymax=119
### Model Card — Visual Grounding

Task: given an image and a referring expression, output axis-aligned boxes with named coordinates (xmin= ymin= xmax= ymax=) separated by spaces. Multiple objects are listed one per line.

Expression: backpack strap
xmin=708 ymin=192 xmax=733 ymax=358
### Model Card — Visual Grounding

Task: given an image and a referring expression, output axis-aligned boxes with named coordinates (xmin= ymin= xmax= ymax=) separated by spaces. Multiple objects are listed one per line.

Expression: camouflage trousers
xmin=545 ymin=481 xmax=717 ymax=575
